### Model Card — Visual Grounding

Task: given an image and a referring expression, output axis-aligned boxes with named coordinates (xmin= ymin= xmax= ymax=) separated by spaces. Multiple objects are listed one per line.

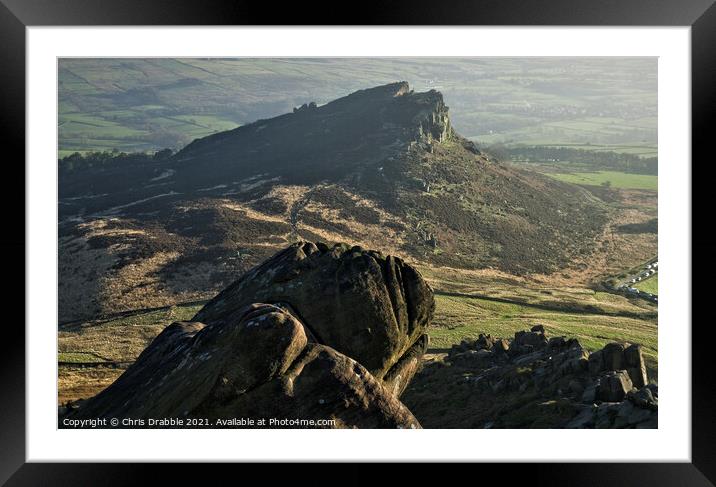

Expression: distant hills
xmin=58 ymin=58 xmax=658 ymax=157
xmin=58 ymin=82 xmax=608 ymax=321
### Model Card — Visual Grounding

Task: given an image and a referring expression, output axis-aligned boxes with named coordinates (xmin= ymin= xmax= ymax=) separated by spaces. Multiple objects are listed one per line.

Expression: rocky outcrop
xmin=391 ymin=87 xmax=452 ymax=144
xmin=171 ymin=82 xmax=455 ymax=186
xmin=63 ymin=242 xmax=432 ymax=428
xmin=194 ymin=241 xmax=434 ymax=384
xmin=402 ymin=327 xmax=657 ymax=429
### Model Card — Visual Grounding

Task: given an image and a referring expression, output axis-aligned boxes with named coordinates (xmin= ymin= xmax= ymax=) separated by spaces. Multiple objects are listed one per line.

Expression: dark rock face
xmin=602 ymin=342 xmax=626 ymax=370
xmin=64 ymin=243 xmax=432 ymax=428
xmin=510 ymin=330 xmax=548 ymax=354
xmin=597 ymin=370 xmax=633 ymax=402
xmin=173 ymin=82 xmax=453 ymax=186
xmin=624 ymin=344 xmax=649 ymax=388
xmin=403 ymin=327 xmax=657 ymax=429
xmin=588 ymin=342 xmax=648 ymax=389
xmin=194 ymin=241 xmax=435 ymax=382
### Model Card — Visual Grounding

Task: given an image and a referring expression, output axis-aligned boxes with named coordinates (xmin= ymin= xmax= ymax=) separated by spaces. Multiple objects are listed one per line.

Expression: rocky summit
xmin=58 ymin=82 xmax=608 ymax=322
xmin=173 ymin=81 xmax=453 ymax=185
xmin=63 ymin=242 xmax=432 ymax=428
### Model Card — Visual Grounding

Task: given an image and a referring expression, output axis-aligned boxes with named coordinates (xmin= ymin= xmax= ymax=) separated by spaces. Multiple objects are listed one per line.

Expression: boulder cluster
xmin=63 ymin=241 xmax=434 ymax=428
xmin=441 ymin=325 xmax=657 ymax=428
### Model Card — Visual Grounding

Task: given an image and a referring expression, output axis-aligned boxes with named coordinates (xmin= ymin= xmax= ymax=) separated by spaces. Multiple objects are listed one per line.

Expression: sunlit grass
xmin=429 ymin=292 xmax=658 ymax=378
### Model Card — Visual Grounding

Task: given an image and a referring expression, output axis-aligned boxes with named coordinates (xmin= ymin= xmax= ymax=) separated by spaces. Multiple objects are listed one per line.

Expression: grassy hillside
xmin=419 ymin=266 xmax=658 ymax=374
xmin=58 ymin=302 xmax=204 ymax=405
xmin=58 ymin=267 xmax=658 ymax=405
xmin=429 ymin=293 xmax=657 ymax=373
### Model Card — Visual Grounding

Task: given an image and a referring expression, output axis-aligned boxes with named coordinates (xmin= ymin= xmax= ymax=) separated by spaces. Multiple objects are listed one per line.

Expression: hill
xmin=58 ymin=82 xmax=609 ymax=322
xmin=58 ymin=58 xmax=657 ymax=157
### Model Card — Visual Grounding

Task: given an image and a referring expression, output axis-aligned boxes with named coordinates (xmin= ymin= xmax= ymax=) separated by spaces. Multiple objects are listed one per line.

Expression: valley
xmin=57 ymin=63 xmax=658 ymax=428
xmin=58 ymin=167 xmax=657 ymax=406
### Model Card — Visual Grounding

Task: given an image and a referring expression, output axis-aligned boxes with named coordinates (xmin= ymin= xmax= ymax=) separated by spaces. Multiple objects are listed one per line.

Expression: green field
xmin=635 ymin=274 xmax=658 ymax=295
xmin=547 ymin=170 xmax=657 ymax=191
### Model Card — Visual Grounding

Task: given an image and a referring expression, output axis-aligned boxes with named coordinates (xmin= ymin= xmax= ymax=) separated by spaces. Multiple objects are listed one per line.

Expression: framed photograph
xmin=3 ymin=0 xmax=713 ymax=482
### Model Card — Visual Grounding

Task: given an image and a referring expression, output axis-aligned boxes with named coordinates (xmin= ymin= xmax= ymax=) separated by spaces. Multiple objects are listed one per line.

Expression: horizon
xmin=58 ymin=57 xmax=657 ymax=158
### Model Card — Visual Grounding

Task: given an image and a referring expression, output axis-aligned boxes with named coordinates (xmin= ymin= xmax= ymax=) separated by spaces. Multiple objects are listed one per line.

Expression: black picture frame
xmin=2 ymin=0 xmax=713 ymax=484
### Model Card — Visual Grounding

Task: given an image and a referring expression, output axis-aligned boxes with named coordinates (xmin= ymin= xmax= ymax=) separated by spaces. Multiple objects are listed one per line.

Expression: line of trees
xmin=59 ymin=148 xmax=174 ymax=174
xmin=488 ymin=145 xmax=658 ymax=175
